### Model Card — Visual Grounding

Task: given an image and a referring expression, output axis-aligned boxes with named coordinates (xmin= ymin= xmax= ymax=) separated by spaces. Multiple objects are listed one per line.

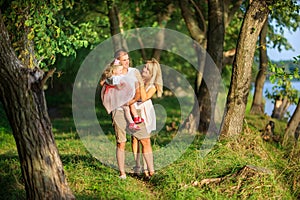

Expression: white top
xmin=135 ymin=84 xmax=156 ymax=134
xmin=101 ymin=68 xmax=138 ymax=114
xmin=106 ymin=75 xmax=123 ymax=85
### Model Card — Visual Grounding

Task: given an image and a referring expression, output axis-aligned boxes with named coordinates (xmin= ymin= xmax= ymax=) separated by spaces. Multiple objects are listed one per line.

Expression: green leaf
xmin=83 ymin=40 xmax=88 ymax=48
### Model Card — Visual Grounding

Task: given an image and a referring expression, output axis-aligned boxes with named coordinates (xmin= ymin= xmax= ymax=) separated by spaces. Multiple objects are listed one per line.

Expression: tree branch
xmin=41 ymin=68 xmax=56 ymax=88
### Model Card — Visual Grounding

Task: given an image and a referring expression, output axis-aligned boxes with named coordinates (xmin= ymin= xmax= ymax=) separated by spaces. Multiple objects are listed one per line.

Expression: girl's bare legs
xmin=129 ymin=104 xmax=138 ymax=118
xmin=122 ymin=106 xmax=140 ymax=130
xmin=130 ymin=104 xmax=144 ymax=123
xmin=122 ymin=105 xmax=134 ymax=123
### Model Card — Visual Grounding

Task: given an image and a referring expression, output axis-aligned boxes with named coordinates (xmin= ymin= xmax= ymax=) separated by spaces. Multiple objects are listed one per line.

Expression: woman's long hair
xmin=146 ymin=58 xmax=163 ymax=97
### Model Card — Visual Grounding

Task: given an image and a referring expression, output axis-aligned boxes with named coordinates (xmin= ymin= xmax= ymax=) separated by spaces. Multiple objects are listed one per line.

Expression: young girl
xmin=101 ymin=59 xmax=144 ymax=131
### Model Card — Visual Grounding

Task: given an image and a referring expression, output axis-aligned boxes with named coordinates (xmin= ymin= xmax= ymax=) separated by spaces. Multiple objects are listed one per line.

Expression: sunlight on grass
xmin=0 ymin=96 xmax=299 ymax=199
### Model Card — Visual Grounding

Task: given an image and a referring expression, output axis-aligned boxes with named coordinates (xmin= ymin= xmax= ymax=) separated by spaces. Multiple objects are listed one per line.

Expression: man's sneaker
xmin=134 ymin=116 xmax=144 ymax=124
xmin=119 ymin=174 xmax=126 ymax=179
xmin=129 ymin=123 xmax=140 ymax=130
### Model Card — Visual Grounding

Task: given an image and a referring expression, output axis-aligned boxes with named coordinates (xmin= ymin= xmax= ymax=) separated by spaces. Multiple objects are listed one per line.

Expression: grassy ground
xmin=0 ymin=96 xmax=299 ymax=199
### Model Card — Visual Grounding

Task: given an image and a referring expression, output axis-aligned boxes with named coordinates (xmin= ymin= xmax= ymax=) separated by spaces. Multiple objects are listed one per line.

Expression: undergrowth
xmin=0 ymin=101 xmax=299 ymax=199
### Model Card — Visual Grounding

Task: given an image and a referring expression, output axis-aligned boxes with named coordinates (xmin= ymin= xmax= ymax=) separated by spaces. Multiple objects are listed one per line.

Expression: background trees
xmin=0 ymin=0 xmax=299 ymax=198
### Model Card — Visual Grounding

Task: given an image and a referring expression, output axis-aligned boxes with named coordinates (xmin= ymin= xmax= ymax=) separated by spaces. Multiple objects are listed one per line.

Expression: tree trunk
xmin=179 ymin=0 xmax=206 ymax=46
xmin=0 ymin=12 xmax=74 ymax=200
xmin=223 ymin=0 xmax=243 ymax=28
xmin=250 ymin=19 xmax=268 ymax=115
xmin=197 ymin=0 xmax=224 ymax=134
xmin=179 ymin=0 xmax=207 ymax=89
xmin=179 ymin=0 xmax=207 ymax=132
xmin=107 ymin=0 xmax=127 ymax=51
xmin=152 ymin=3 xmax=175 ymax=61
xmin=220 ymin=0 xmax=270 ymax=138
xmin=271 ymin=96 xmax=290 ymax=119
xmin=282 ymin=98 xmax=300 ymax=154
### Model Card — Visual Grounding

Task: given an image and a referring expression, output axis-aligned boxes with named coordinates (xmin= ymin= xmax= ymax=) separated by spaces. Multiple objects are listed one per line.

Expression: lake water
xmin=251 ymin=81 xmax=300 ymax=117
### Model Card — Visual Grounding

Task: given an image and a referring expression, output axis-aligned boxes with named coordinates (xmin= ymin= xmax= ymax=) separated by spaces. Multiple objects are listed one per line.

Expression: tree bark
xmin=197 ymin=0 xmax=224 ymax=134
xmin=220 ymin=0 xmax=270 ymax=138
xmin=283 ymin=98 xmax=300 ymax=152
xmin=179 ymin=0 xmax=207 ymax=89
xmin=271 ymin=96 xmax=290 ymax=119
xmin=250 ymin=19 xmax=268 ymax=115
xmin=152 ymin=3 xmax=175 ymax=61
xmin=107 ymin=0 xmax=128 ymax=51
xmin=0 ymin=12 xmax=74 ymax=200
xmin=179 ymin=0 xmax=207 ymax=132
xmin=179 ymin=0 xmax=206 ymax=46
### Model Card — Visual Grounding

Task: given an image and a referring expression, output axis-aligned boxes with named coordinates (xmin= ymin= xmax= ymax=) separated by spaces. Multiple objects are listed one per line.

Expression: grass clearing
xmin=0 ymin=98 xmax=299 ymax=199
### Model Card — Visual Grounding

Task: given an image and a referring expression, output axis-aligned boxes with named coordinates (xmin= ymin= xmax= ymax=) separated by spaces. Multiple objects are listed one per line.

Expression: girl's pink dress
xmin=101 ymin=69 xmax=137 ymax=114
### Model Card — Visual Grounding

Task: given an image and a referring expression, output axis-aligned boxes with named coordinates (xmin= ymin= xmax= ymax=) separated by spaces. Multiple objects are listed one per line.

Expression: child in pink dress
xmin=101 ymin=59 xmax=144 ymax=131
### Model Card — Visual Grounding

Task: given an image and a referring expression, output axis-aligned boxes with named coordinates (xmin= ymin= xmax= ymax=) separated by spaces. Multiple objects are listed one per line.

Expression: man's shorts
xmin=112 ymin=109 xmax=150 ymax=143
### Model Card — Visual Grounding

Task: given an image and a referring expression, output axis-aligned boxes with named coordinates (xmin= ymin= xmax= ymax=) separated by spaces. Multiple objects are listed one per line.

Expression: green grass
xmin=0 ymin=97 xmax=299 ymax=199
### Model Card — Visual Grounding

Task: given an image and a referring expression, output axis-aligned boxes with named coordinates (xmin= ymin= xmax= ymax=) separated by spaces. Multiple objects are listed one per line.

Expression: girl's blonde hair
xmin=101 ymin=61 xmax=122 ymax=82
xmin=146 ymin=58 xmax=163 ymax=97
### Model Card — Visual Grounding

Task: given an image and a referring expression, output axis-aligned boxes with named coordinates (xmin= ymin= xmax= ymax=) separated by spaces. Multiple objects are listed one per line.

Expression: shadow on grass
xmin=0 ymin=154 xmax=25 ymax=200
xmin=0 ymin=152 xmax=120 ymax=200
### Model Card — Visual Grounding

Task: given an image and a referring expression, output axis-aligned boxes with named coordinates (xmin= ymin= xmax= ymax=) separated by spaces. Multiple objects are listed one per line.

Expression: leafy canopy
xmin=1 ymin=0 xmax=106 ymax=69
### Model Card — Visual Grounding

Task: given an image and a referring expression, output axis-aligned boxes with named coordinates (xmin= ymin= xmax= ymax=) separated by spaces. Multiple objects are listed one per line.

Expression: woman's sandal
xmin=132 ymin=166 xmax=141 ymax=177
xmin=143 ymin=170 xmax=154 ymax=181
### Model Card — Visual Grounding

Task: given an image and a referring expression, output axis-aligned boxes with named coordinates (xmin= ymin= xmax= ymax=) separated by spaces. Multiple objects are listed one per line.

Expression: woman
xmin=132 ymin=58 xmax=163 ymax=179
xmin=109 ymin=50 xmax=162 ymax=180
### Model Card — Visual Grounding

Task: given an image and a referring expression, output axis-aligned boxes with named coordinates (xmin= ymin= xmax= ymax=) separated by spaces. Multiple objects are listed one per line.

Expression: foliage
xmin=1 ymin=0 xmax=105 ymax=69
xmin=224 ymin=8 xmax=244 ymax=51
xmin=265 ymin=61 xmax=299 ymax=105
xmin=268 ymin=0 xmax=300 ymax=52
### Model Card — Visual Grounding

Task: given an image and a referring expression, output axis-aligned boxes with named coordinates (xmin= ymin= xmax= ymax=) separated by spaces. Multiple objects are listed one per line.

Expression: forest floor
xmin=0 ymin=96 xmax=299 ymax=199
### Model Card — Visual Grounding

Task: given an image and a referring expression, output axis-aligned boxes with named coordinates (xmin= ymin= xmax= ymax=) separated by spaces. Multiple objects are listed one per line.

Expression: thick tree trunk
xmin=250 ymin=19 xmax=268 ymax=115
xmin=220 ymin=0 xmax=270 ymax=138
xmin=271 ymin=96 xmax=290 ymax=120
xmin=197 ymin=0 xmax=224 ymax=134
xmin=0 ymin=12 xmax=74 ymax=200
xmin=283 ymin=98 xmax=300 ymax=153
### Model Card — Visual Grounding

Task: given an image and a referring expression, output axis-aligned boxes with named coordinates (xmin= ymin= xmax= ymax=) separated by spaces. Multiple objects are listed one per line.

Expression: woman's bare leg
xmin=140 ymin=138 xmax=154 ymax=176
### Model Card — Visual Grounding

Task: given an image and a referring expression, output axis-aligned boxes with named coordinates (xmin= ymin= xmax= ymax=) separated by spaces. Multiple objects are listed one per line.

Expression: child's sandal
xmin=134 ymin=116 xmax=144 ymax=124
xmin=129 ymin=123 xmax=140 ymax=130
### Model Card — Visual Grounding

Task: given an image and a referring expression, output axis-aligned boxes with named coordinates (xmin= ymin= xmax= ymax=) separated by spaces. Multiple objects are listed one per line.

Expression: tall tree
xmin=0 ymin=0 xmax=101 ymax=198
xmin=0 ymin=11 xmax=75 ymax=199
xmin=179 ymin=0 xmax=242 ymax=133
xmin=107 ymin=0 xmax=128 ymax=51
xmin=250 ymin=19 xmax=268 ymax=114
xmin=220 ymin=0 xmax=270 ymax=138
xmin=283 ymin=98 xmax=300 ymax=153
xmin=152 ymin=3 xmax=175 ymax=61
xmin=250 ymin=0 xmax=300 ymax=115
xmin=197 ymin=0 xmax=224 ymax=133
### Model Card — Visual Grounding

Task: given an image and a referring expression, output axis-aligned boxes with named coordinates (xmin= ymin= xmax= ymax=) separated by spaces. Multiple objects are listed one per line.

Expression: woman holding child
xmin=101 ymin=49 xmax=163 ymax=179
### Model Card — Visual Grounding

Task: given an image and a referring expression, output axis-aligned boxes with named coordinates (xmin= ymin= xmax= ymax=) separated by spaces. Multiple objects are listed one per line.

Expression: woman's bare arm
xmin=128 ymin=82 xmax=141 ymax=105
xmin=140 ymin=85 xmax=156 ymax=102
